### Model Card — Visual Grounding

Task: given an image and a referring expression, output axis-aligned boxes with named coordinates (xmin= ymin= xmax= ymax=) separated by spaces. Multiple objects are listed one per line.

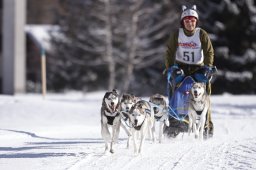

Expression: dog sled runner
xmin=164 ymin=65 xmax=217 ymax=137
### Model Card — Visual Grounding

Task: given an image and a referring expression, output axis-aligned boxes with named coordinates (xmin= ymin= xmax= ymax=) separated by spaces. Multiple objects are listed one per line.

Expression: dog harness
xmin=133 ymin=117 xmax=146 ymax=131
xmin=155 ymin=115 xmax=162 ymax=121
xmin=134 ymin=123 xmax=143 ymax=131
xmin=191 ymin=99 xmax=206 ymax=116
xmin=106 ymin=115 xmax=119 ymax=125
xmin=153 ymin=106 xmax=168 ymax=122
xmin=104 ymin=110 xmax=120 ymax=125
xmin=196 ymin=110 xmax=203 ymax=115
xmin=132 ymin=111 xmax=147 ymax=131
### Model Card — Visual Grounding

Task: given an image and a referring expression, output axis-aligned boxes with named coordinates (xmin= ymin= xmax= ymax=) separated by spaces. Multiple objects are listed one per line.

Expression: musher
xmin=164 ymin=5 xmax=215 ymax=137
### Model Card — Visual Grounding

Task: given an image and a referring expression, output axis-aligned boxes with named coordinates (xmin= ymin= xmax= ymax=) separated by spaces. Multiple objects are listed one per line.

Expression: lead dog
xmin=149 ymin=94 xmax=170 ymax=143
xmin=128 ymin=100 xmax=155 ymax=154
xmin=101 ymin=89 xmax=121 ymax=153
xmin=188 ymin=82 xmax=210 ymax=140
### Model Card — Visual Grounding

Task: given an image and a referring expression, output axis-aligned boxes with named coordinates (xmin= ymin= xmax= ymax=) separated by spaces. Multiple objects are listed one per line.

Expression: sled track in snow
xmin=1 ymin=94 xmax=256 ymax=170
xmin=65 ymin=136 xmax=256 ymax=170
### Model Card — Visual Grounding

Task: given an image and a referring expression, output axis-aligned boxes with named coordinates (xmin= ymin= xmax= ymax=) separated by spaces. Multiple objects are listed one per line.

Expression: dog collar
xmin=133 ymin=122 xmax=144 ymax=131
xmin=132 ymin=113 xmax=147 ymax=131
xmin=104 ymin=110 xmax=119 ymax=117
xmin=154 ymin=114 xmax=163 ymax=121
xmin=105 ymin=114 xmax=119 ymax=125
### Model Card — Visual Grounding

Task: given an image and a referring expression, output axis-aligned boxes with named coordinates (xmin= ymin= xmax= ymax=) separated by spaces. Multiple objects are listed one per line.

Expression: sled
xmin=168 ymin=76 xmax=195 ymax=122
xmin=164 ymin=65 xmax=217 ymax=137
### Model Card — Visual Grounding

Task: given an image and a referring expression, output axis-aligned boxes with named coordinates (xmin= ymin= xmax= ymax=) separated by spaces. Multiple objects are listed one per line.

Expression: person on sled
xmin=164 ymin=5 xmax=215 ymax=137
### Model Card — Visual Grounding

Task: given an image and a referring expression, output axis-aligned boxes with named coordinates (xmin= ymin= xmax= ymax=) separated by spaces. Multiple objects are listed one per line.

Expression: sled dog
xmin=128 ymin=100 xmax=155 ymax=154
xmin=149 ymin=94 xmax=170 ymax=143
xmin=188 ymin=82 xmax=210 ymax=140
xmin=120 ymin=93 xmax=138 ymax=123
xmin=120 ymin=93 xmax=138 ymax=139
xmin=101 ymin=89 xmax=121 ymax=153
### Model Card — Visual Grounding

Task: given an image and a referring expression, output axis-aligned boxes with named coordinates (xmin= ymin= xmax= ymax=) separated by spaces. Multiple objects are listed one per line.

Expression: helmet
xmin=181 ymin=5 xmax=199 ymax=21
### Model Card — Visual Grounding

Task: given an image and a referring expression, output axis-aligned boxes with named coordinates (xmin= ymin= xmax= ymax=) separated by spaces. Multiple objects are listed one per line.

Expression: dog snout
xmin=194 ymin=90 xmax=198 ymax=94
xmin=126 ymin=107 xmax=130 ymax=111
xmin=111 ymin=102 xmax=114 ymax=105
xmin=153 ymin=107 xmax=159 ymax=113
xmin=134 ymin=119 xmax=138 ymax=126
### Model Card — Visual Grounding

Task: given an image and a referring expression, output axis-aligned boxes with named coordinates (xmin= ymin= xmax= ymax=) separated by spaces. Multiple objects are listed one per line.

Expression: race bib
xmin=175 ymin=28 xmax=204 ymax=65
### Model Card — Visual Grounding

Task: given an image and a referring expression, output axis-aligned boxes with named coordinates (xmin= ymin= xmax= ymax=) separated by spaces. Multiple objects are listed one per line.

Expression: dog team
xmin=101 ymin=82 xmax=210 ymax=154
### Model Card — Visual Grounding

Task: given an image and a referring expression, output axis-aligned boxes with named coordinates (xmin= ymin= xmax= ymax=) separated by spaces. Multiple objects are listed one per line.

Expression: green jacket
xmin=165 ymin=28 xmax=214 ymax=69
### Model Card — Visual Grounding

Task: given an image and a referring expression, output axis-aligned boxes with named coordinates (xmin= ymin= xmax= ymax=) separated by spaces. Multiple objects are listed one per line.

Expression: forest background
xmin=26 ymin=0 xmax=256 ymax=95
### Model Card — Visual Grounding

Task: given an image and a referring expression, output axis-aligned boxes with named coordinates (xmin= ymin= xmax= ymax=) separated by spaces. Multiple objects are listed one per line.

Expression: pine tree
xmin=198 ymin=0 xmax=256 ymax=94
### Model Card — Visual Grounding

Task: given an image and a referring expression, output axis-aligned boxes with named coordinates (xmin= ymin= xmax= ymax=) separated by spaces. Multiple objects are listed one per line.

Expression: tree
xmin=117 ymin=0 xmax=179 ymax=92
xmin=198 ymin=0 xmax=256 ymax=94
xmin=49 ymin=0 xmax=117 ymax=91
xmin=47 ymin=0 xmax=256 ymax=94
xmin=48 ymin=0 xmax=180 ymax=94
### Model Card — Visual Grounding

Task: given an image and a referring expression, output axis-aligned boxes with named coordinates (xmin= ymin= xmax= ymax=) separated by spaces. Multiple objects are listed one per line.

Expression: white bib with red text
xmin=175 ymin=28 xmax=204 ymax=65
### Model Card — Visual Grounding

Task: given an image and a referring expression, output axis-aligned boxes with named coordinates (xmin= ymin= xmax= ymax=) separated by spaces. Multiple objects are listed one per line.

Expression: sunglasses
xmin=184 ymin=18 xmax=197 ymax=23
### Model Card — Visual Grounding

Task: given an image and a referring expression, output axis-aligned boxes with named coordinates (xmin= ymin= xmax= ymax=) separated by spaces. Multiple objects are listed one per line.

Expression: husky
xmin=120 ymin=93 xmax=138 ymax=125
xmin=128 ymin=100 xmax=155 ymax=154
xmin=149 ymin=94 xmax=170 ymax=143
xmin=188 ymin=82 xmax=210 ymax=140
xmin=120 ymin=93 xmax=138 ymax=139
xmin=101 ymin=89 xmax=121 ymax=153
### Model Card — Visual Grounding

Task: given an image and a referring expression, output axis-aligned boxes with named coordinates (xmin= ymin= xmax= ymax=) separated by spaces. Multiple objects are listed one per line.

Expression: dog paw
xmin=134 ymin=150 xmax=138 ymax=155
xmin=165 ymin=121 xmax=170 ymax=127
xmin=195 ymin=134 xmax=199 ymax=139
xmin=110 ymin=149 xmax=114 ymax=154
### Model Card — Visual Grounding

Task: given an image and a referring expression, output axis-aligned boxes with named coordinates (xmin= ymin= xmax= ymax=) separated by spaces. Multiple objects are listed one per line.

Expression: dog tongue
xmin=110 ymin=105 xmax=115 ymax=111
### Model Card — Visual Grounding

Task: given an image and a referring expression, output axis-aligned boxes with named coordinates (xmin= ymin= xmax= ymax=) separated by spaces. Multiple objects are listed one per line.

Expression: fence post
xmin=41 ymin=48 xmax=47 ymax=98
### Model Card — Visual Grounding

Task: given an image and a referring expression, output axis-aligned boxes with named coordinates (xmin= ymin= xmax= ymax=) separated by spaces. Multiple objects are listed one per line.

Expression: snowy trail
xmin=0 ymin=93 xmax=256 ymax=170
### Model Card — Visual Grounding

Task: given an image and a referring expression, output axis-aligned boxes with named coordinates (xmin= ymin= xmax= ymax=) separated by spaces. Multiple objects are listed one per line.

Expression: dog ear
xmin=103 ymin=91 xmax=110 ymax=100
xmin=191 ymin=82 xmax=196 ymax=89
xmin=112 ymin=89 xmax=118 ymax=95
xmin=149 ymin=96 xmax=152 ymax=103
xmin=131 ymin=93 xmax=135 ymax=99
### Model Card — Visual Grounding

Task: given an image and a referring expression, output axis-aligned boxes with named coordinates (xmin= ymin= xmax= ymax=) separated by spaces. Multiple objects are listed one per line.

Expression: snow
xmin=0 ymin=92 xmax=256 ymax=170
xmin=25 ymin=25 xmax=60 ymax=50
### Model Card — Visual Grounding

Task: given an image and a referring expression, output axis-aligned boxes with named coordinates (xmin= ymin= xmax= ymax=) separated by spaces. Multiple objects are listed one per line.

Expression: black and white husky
xmin=120 ymin=93 xmax=138 ymax=124
xmin=128 ymin=100 xmax=155 ymax=154
xmin=188 ymin=82 xmax=210 ymax=140
xmin=101 ymin=89 xmax=121 ymax=153
xmin=120 ymin=94 xmax=138 ymax=139
xmin=149 ymin=94 xmax=170 ymax=143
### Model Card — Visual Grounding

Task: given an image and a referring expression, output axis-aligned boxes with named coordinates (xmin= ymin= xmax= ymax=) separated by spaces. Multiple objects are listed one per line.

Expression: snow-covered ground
xmin=0 ymin=92 xmax=256 ymax=170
